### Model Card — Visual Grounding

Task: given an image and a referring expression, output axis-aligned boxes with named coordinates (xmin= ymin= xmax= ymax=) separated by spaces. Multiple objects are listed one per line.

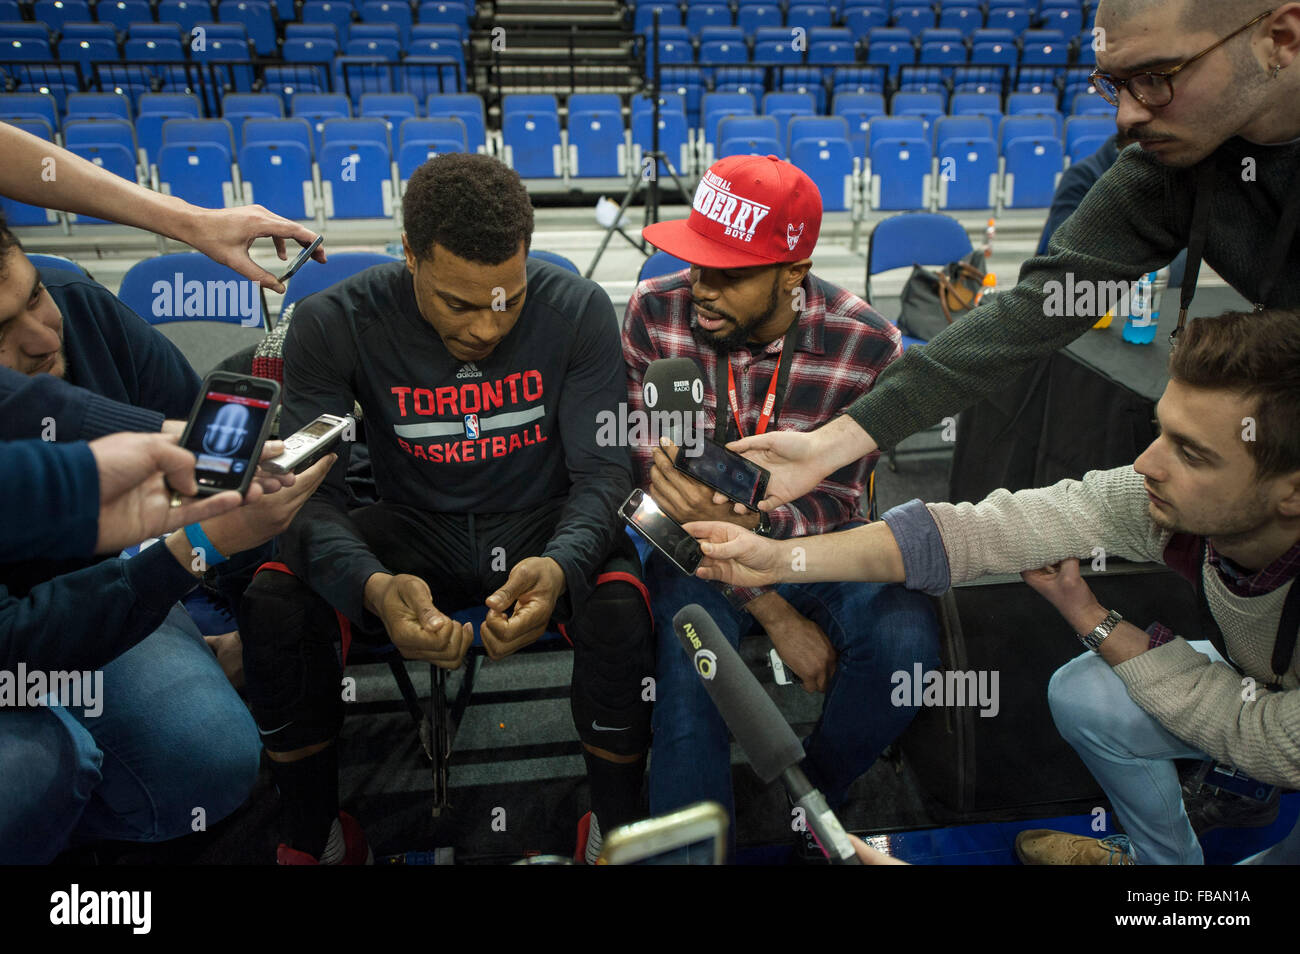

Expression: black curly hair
xmin=402 ymin=153 xmax=534 ymax=265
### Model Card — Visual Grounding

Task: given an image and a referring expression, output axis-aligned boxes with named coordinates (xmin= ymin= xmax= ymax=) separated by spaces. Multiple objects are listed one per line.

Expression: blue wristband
xmin=183 ymin=522 xmax=228 ymax=567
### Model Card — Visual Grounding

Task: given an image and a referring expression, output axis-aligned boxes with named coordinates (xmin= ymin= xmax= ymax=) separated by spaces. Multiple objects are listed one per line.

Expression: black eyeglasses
xmin=1090 ymin=9 xmax=1273 ymax=108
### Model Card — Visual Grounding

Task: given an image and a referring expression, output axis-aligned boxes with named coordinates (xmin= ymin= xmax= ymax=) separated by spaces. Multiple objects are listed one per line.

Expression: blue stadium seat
xmin=897 ymin=65 xmax=950 ymax=93
xmin=833 ymin=90 xmax=886 ymax=160
xmin=971 ymin=38 xmax=1018 ymax=69
xmin=717 ymin=114 xmax=781 ymax=153
xmin=404 ymin=38 xmax=465 ymax=88
xmin=0 ymin=92 xmax=60 ymax=131
xmin=136 ymin=93 xmax=201 ymax=168
xmin=1072 ymin=92 xmax=1115 ymax=115
xmin=736 ymin=3 xmax=780 ymax=38
xmin=239 ymin=141 xmax=315 ymax=219
xmin=1015 ymin=66 xmax=1062 ymax=94
xmin=162 ymin=117 xmax=237 ymax=160
xmin=932 ymin=114 xmax=993 ymax=151
xmin=528 ymin=250 xmax=580 ymax=274
xmin=638 ymin=250 xmax=689 ymax=282
xmin=195 ymin=39 xmax=255 ymax=99
xmin=360 ymin=91 xmax=418 ymax=128
xmin=951 ymin=66 xmax=1007 ymax=94
xmin=218 ymin=1 xmax=277 ymax=55
xmin=286 ymin=23 xmax=342 ymax=44
xmin=567 ymin=108 xmax=625 ymax=177
xmin=411 ymin=22 xmax=464 ymax=43
xmin=755 ymin=35 xmax=806 ymax=65
xmin=416 ymin=1 xmax=469 ymax=26
xmin=1067 ymin=133 xmax=1109 ymax=162
xmin=61 ymin=23 xmax=117 ymax=43
xmin=790 ymin=134 xmax=854 ymax=211
xmin=192 ymin=19 xmax=248 ymax=45
xmin=867 ymin=40 xmax=916 ymax=79
xmin=27 ymin=252 xmax=87 ymax=273
xmin=832 ymin=66 xmax=887 ymax=94
xmin=122 ymin=36 xmax=187 ymax=77
xmin=631 ymin=92 xmax=686 ymax=116
xmin=157 ymin=0 xmax=215 ymax=36
xmin=984 ymin=7 xmax=1030 ymax=35
xmin=938 ymin=6 xmax=982 ymax=36
xmin=999 ymin=114 xmax=1057 ymax=152
xmin=97 ymin=0 xmax=153 ymax=31
xmin=865 ymin=209 xmax=974 ymax=299
xmin=350 ymin=22 xmax=400 ymax=45
xmin=809 ymin=38 xmax=856 ymax=72
xmin=398 ymin=115 xmax=466 ymax=149
xmin=632 ymin=107 xmax=691 ymax=177
xmin=34 ymin=0 xmax=91 ymax=29
xmin=568 ymin=92 xmax=620 ymax=114
xmin=332 ymin=55 xmax=395 ymax=105
xmin=936 ymin=137 xmax=999 ymax=210
xmin=222 ymin=93 xmax=284 ymax=142
xmin=64 ymin=117 xmax=136 ymax=155
xmin=346 ymin=37 xmax=400 ymax=60
xmin=700 ymin=38 xmax=748 ymax=67
xmin=66 ymin=92 xmax=132 ymax=121
xmin=1064 ymin=114 xmax=1114 ymax=155
xmin=634 ymin=2 xmax=682 ymax=33
xmin=869 ymin=136 xmax=932 ymax=210
xmin=1002 ymin=135 xmax=1063 ymax=207
xmin=322 ymin=116 xmax=390 ymax=154
xmin=397 ymin=140 xmax=461 ymax=183
xmin=126 ymin=23 xmax=182 ymax=42
xmin=243 ymin=116 xmax=315 ymax=157
xmin=686 ymin=3 xmax=730 ymax=35
xmin=1007 ymin=91 xmax=1059 ymax=116
xmin=157 ymin=141 xmax=235 ymax=209
xmin=787 ymin=114 xmax=850 ymax=156
xmin=1040 ymin=7 xmax=1083 ymax=36
xmin=893 ymin=3 xmax=936 ymax=34
xmin=844 ymin=6 xmax=889 ymax=40
xmin=920 ymin=37 xmax=967 ymax=66
xmin=320 ymin=139 xmax=394 ymax=218
xmin=720 ymin=134 xmax=783 ymax=159
xmin=778 ymin=67 xmax=827 ymax=112
xmin=67 ymin=143 xmax=138 ymax=222
xmin=868 ymin=115 xmax=926 ymax=152
xmin=502 ymin=95 xmax=563 ymax=178
xmin=762 ymin=91 xmax=815 ymax=151
xmin=650 ymin=37 xmax=695 ymax=79
xmin=2 ymin=117 xmax=55 ymax=143
xmin=360 ymin=1 xmax=413 ymax=46
xmin=57 ymin=36 xmax=119 ymax=73
xmin=426 ymin=92 xmax=486 ymax=152
xmin=950 ymin=91 xmax=1004 ymax=120
xmin=300 ymin=1 xmax=354 ymax=41
xmin=711 ymin=66 xmax=765 ymax=96
xmin=262 ymin=67 xmax=330 ymax=107
xmin=787 ymin=3 xmax=832 ymax=31
xmin=701 ymin=90 xmax=756 ymax=157
xmin=1021 ymin=29 xmax=1069 ymax=67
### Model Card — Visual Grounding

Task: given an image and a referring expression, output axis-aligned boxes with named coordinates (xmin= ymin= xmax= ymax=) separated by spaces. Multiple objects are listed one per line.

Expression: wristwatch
xmin=1078 ymin=608 xmax=1123 ymax=652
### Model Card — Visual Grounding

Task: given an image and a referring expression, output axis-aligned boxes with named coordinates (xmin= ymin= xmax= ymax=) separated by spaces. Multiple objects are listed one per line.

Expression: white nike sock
xmin=584 ymin=813 xmax=603 ymax=865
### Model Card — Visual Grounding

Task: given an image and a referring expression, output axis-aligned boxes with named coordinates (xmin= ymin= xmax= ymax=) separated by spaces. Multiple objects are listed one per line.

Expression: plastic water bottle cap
xmin=982 ymin=273 xmax=997 ymax=287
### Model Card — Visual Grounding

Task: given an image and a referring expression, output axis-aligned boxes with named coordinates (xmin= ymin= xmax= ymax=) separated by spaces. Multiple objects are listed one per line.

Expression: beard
xmin=688 ymin=274 xmax=783 ymax=352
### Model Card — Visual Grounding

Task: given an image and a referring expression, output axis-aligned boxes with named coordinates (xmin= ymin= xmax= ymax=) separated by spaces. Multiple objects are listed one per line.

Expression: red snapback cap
xmin=642 ymin=154 xmax=823 ymax=269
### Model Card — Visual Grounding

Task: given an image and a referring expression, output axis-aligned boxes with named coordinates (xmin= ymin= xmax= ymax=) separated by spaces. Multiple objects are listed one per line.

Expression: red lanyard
xmin=726 ymin=355 xmax=781 ymax=438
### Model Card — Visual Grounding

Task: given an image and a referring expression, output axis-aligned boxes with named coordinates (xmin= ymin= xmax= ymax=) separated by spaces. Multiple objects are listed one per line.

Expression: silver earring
xmin=1273 ymin=64 xmax=1283 ymax=79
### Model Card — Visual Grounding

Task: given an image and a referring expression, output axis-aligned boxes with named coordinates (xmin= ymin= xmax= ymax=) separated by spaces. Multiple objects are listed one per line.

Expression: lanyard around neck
xmin=714 ymin=322 xmax=800 ymax=441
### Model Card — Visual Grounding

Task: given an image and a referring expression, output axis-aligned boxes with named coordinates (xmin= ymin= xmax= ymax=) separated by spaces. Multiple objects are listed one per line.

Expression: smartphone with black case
xmin=673 ymin=438 xmax=770 ymax=509
xmin=277 ymin=234 xmax=324 ymax=284
xmin=620 ymin=489 xmax=703 ymax=575
xmin=263 ymin=413 xmax=353 ymax=474
xmin=171 ymin=371 xmax=280 ymax=497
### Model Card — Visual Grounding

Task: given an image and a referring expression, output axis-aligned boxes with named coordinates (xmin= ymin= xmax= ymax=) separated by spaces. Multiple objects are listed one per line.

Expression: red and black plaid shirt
xmin=622 ymin=267 xmax=902 ymax=606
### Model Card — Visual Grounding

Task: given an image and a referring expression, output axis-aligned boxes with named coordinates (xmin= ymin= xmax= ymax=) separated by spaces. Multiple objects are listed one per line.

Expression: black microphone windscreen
xmin=642 ymin=358 xmax=704 ymax=416
xmin=672 ymin=604 xmax=805 ymax=784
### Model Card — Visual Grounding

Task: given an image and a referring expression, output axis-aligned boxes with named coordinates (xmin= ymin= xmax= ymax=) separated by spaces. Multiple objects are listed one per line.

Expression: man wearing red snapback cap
xmin=623 ymin=155 xmax=941 ymax=859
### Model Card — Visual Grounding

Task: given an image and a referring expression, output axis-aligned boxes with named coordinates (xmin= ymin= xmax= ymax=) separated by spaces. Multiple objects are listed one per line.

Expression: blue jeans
xmin=646 ymin=552 xmax=941 ymax=850
xmin=1048 ymin=639 xmax=1300 ymax=865
xmin=0 ymin=606 xmax=261 ymax=863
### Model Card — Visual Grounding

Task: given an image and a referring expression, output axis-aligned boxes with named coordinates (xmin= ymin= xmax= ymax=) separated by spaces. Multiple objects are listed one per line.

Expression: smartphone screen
xmin=179 ymin=375 xmax=279 ymax=494
xmin=620 ymin=490 xmax=703 ymax=575
xmin=675 ymin=439 xmax=769 ymax=509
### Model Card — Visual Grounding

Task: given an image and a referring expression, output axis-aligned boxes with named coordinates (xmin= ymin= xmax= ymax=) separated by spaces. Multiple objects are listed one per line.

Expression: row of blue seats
xmin=1 ymin=0 xmax=471 ymax=31
xmin=632 ymin=0 xmax=1096 ymax=37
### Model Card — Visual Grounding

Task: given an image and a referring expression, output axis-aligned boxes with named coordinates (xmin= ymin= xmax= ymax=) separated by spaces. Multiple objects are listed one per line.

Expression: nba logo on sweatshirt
xmin=464 ymin=414 xmax=480 ymax=439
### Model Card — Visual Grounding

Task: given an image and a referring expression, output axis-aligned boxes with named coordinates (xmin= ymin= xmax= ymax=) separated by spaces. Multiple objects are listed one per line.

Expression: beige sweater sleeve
xmin=1114 ymin=639 xmax=1300 ymax=789
xmin=927 ymin=466 xmax=1170 ymax=584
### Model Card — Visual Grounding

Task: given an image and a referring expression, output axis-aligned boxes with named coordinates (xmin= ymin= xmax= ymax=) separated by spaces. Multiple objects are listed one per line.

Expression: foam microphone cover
xmin=673 ymin=604 xmax=805 ymax=784
xmin=642 ymin=358 xmax=705 ymax=417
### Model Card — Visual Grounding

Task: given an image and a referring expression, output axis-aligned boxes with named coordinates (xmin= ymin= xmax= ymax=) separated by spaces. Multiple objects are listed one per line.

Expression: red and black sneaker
xmin=277 ymin=812 xmax=373 ymax=865
xmin=574 ymin=811 xmax=602 ymax=865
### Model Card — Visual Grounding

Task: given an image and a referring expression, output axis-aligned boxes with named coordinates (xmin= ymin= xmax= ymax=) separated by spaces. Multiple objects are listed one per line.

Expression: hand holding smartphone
xmin=168 ymin=371 xmax=280 ymax=498
xmin=673 ymin=439 xmax=770 ymax=510
xmin=277 ymin=234 xmax=324 ymax=284
xmin=620 ymin=489 xmax=703 ymax=575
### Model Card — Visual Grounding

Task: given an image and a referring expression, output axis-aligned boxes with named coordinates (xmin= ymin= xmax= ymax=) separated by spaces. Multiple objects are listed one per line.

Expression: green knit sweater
xmin=848 ymin=137 xmax=1300 ymax=450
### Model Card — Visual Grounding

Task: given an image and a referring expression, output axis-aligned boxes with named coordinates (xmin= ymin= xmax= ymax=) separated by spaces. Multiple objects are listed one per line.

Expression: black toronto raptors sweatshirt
xmin=281 ymin=259 xmax=632 ymax=624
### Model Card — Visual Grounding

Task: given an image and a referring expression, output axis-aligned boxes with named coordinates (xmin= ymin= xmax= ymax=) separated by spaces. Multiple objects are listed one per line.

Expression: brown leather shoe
xmin=1015 ymin=830 xmax=1136 ymax=865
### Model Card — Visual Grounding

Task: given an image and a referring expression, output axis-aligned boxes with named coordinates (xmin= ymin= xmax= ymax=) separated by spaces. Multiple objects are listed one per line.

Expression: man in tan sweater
xmin=684 ymin=309 xmax=1299 ymax=865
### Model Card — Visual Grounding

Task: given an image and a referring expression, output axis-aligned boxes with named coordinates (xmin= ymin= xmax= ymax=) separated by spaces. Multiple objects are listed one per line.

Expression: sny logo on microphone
xmin=694 ymin=648 xmax=717 ymax=681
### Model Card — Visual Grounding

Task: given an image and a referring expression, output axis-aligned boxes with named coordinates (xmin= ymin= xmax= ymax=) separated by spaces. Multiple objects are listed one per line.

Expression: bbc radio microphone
xmin=672 ymin=604 xmax=862 ymax=865
xmin=642 ymin=357 xmax=705 ymax=454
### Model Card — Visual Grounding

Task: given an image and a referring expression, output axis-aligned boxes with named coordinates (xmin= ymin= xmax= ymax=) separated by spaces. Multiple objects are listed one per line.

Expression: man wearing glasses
xmin=724 ymin=2 xmax=1300 ymax=510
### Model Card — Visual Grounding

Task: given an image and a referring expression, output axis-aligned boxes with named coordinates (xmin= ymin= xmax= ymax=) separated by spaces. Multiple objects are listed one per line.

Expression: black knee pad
xmin=569 ymin=577 xmax=655 ymax=756
xmin=238 ymin=569 xmax=345 ymax=753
